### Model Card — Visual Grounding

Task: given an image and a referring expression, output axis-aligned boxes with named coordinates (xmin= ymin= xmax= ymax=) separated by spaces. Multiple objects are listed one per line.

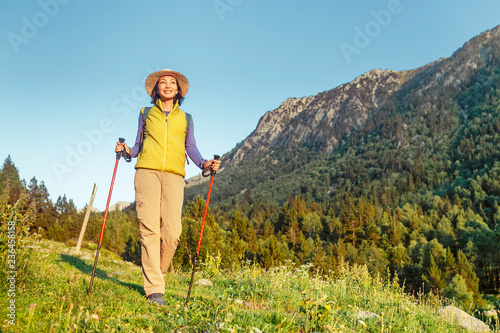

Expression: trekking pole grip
xmin=116 ymin=138 xmax=125 ymax=160
xmin=211 ymin=155 xmax=220 ymax=176
xmin=202 ymin=155 xmax=220 ymax=177
xmin=117 ymin=138 xmax=131 ymax=162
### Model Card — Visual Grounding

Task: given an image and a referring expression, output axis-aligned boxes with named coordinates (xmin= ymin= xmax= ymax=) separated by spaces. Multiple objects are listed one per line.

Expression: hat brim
xmin=145 ymin=69 xmax=189 ymax=97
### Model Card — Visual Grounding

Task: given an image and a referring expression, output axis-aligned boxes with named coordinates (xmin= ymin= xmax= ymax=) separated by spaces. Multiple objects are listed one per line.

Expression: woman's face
xmin=156 ymin=75 xmax=178 ymax=101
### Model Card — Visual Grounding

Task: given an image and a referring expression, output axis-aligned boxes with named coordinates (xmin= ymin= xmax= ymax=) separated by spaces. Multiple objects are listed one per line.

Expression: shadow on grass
xmin=58 ymin=254 xmax=145 ymax=296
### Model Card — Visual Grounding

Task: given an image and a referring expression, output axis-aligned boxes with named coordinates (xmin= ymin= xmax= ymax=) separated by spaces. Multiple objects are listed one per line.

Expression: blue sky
xmin=1 ymin=0 xmax=499 ymax=210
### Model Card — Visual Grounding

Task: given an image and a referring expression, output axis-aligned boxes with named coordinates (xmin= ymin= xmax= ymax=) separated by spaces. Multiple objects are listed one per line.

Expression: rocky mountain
xmin=224 ymin=68 xmax=405 ymax=166
xmin=222 ymin=25 xmax=500 ymax=167
xmin=77 ymin=206 xmax=100 ymax=214
xmin=186 ymin=25 xmax=500 ymax=205
xmin=77 ymin=201 xmax=132 ymax=213
xmin=109 ymin=201 xmax=132 ymax=212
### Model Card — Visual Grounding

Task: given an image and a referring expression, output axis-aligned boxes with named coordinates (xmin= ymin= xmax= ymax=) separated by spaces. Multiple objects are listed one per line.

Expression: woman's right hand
xmin=115 ymin=141 xmax=128 ymax=153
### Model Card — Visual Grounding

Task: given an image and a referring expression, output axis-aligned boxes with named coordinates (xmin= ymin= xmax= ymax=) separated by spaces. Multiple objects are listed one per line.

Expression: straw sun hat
xmin=145 ymin=69 xmax=189 ymax=97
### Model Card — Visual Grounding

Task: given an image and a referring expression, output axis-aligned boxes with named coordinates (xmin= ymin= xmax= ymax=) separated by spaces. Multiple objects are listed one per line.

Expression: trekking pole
xmin=186 ymin=155 xmax=220 ymax=305
xmin=88 ymin=138 xmax=131 ymax=295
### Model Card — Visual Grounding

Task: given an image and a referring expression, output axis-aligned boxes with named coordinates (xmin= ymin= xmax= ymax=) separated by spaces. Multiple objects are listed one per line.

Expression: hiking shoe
xmin=148 ymin=293 xmax=165 ymax=306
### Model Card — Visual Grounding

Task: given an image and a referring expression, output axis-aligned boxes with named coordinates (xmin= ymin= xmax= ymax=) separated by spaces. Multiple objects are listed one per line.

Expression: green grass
xmin=0 ymin=239 xmax=492 ymax=332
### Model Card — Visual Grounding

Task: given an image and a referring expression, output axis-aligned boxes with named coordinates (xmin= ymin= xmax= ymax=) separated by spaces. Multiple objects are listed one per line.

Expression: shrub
xmin=0 ymin=182 xmax=37 ymax=290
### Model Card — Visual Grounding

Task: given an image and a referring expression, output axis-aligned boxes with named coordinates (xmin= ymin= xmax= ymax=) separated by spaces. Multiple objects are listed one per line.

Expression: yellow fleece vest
xmin=135 ymin=101 xmax=187 ymax=177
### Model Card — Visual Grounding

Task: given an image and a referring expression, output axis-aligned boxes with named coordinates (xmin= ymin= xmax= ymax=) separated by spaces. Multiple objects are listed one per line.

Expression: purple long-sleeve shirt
xmin=129 ymin=110 xmax=208 ymax=170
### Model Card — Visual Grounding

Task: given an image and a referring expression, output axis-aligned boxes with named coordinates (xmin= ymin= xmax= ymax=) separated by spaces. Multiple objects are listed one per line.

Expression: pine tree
xmin=421 ymin=239 xmax=447 ymax=294
xmin=287 ymin=219 xmax=301 ymax=247
xmin=443 ymin=275 xmax=473 ymax=309
xmin=302 ymin=212 xmax=322 ymax=239
xmin=0 ymin=155 xmax=23 ymax=203
xmin=312 ymin=235 xmax=326 ymax=272
xmin=424 ymin=256 xmax=446 ymax=294
xmin=342 ymin=196 xmax=360 ymax=247
xmin=436 ymin=216 xmax=455 ymax=249
xmin=258 ymin=235 xmax=284 ymax=269
xmin=455 ymin=250 xmax=483 ymax=304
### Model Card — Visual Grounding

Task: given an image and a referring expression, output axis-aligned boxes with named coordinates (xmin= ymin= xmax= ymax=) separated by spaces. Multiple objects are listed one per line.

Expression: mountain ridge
xmin=186 ymin=24 xmax=500 ymax=205
xmin=221 ymin=24 xmax=500 ymax=167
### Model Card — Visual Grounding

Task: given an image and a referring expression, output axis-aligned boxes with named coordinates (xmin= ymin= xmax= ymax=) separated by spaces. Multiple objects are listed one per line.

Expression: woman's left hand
xmin=204 ymin=159 xmax=221 ymax=172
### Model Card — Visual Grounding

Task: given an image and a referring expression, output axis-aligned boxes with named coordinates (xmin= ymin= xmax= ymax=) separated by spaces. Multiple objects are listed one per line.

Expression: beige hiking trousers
xmin=134 ymin=168 xmax=185 ymax=297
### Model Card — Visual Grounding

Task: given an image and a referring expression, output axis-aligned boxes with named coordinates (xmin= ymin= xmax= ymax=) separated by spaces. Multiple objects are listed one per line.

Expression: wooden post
xmin=74 ymin=183 xmax=98 ymax=254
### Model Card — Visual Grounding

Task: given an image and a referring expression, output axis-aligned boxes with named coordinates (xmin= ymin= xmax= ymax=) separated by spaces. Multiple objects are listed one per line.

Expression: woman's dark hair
xmin=150 ymin=81 xmax=184 ymax=106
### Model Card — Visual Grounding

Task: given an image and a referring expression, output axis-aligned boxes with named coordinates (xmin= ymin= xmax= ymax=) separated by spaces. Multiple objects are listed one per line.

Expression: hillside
xmin=0 ymin=238 xmax=492 ymax=332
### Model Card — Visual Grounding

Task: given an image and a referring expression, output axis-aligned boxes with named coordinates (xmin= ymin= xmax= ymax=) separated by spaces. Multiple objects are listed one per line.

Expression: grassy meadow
xmin=2 ymin=238 xmax=495 ymax=332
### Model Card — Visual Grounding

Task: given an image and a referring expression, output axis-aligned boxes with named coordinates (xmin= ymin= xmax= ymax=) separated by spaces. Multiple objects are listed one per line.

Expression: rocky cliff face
xmin=221 ymin=25 xmax=500 ymax=169
xmin=224 ymin=68 xmax=407 ymax=166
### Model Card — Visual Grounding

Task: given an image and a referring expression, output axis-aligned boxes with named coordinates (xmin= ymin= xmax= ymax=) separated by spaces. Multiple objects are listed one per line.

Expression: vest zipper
xmin=163 ymin=117 xmax=168 ymax=172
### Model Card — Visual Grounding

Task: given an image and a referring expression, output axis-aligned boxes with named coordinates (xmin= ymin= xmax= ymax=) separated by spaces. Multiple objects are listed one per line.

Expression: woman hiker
xmin=115 ymin=69 xmax=221 ymax=305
